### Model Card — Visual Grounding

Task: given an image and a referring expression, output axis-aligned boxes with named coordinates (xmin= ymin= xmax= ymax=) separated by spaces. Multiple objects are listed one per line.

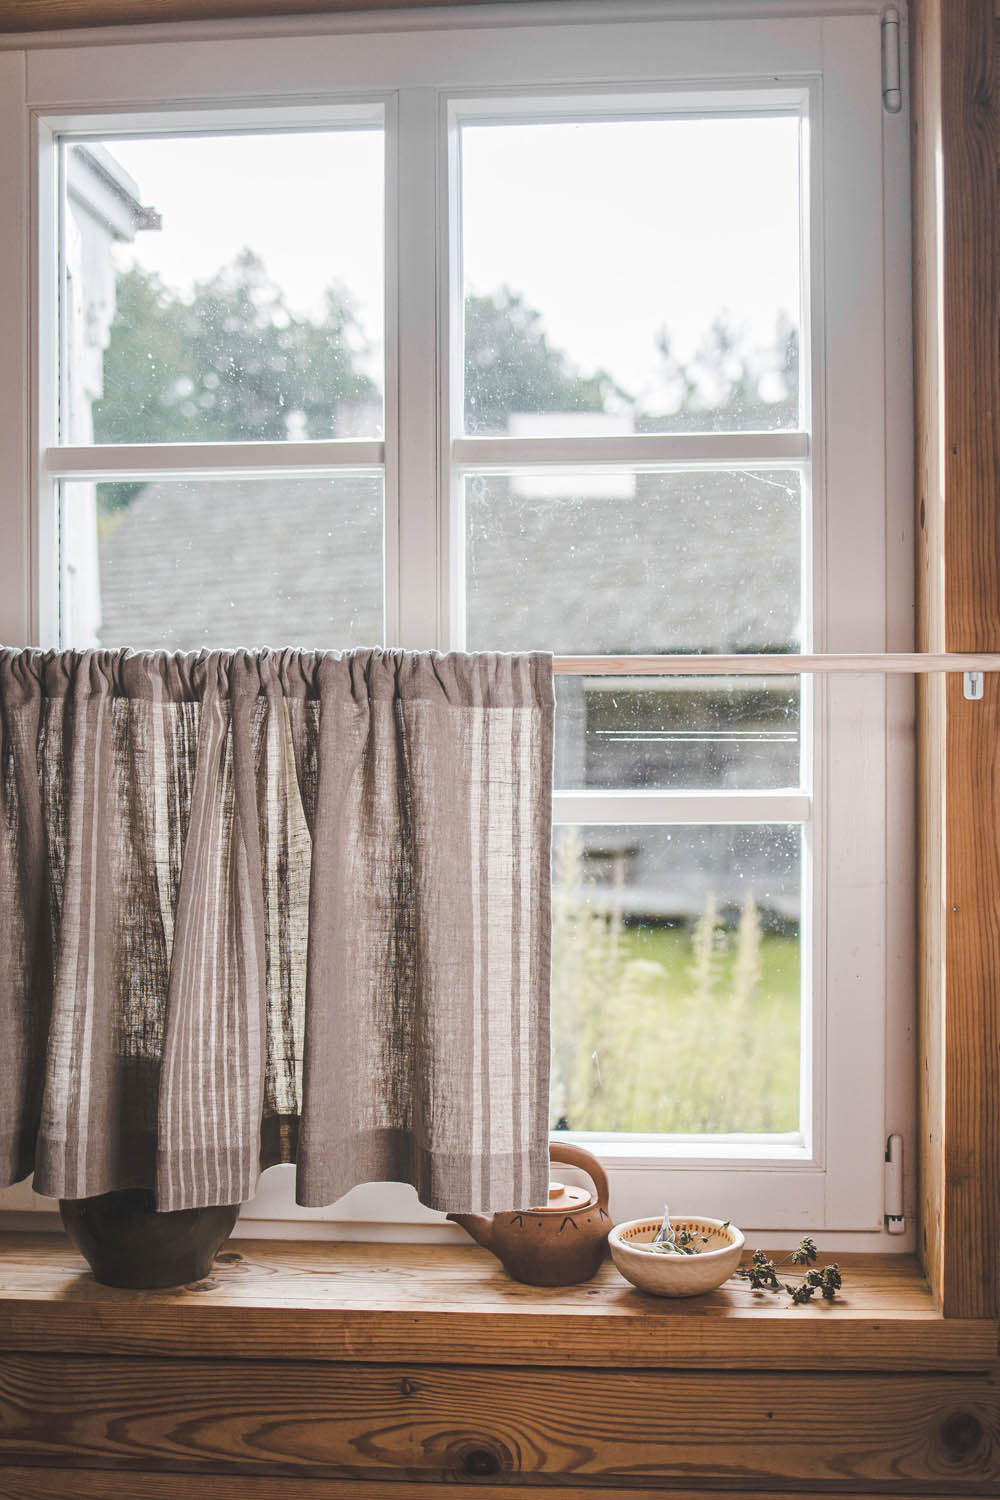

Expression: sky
xmin=102 ymin=109 xmax=802 ymax=417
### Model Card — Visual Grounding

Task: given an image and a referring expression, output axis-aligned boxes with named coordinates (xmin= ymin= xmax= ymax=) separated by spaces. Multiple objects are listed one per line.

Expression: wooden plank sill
xmin=0 ymin=1234 xmax=994 ymax=1372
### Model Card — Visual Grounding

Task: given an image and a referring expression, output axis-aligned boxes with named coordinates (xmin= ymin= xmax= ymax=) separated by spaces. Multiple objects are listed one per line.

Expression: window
xmin=0 ymin=1 xmax=913 ymax=1244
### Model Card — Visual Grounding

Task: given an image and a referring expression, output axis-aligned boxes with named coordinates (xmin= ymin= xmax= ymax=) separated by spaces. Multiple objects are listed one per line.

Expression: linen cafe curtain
xmin=0 ymin=647 xmax=553 ymax=1214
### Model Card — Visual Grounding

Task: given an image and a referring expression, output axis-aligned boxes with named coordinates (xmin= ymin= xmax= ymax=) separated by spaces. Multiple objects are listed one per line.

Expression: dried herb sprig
xmin=645 ymin=1206 xmax=722 ymax=1257
xmin=737 ymin=1238 xmax=843 ymax=1306
xmin=740 ymin=1247 xmax=781 ymax=1290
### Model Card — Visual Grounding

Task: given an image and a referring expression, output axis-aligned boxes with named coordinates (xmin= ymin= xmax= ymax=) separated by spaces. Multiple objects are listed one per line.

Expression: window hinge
xmin=881 ymin=8 xmax=902 ymax=114
xmin=884 ymin=1132 xmax=905 ymax=1234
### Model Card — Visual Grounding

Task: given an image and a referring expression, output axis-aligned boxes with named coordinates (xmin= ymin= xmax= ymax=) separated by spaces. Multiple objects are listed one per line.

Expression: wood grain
xmin=911 ymin=0 xmax=1000 ymax=1320
xmin=0 ymin=0 xmax=528 ymax=31
xmin=940 ymin=0 xmax=1000 ymax=1306
xmin=0 ymin=1476 xmax=987 ymax=1500
xmin=0 ymin=1235 xmax=994 ymax=1372
xmin=0 ymin=1354 xmax=998 ymax=1490
xmin=912 ymin=0 xmax=949 ymax=1317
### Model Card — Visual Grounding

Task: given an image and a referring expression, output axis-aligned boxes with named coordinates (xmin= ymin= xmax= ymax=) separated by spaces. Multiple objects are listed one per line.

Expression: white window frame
xmin=0 ymin=0 xmax=914 ymax=1249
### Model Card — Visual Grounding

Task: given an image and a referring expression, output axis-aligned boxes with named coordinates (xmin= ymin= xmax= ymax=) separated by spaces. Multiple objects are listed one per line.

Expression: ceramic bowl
xmin=608 ymin=1215 xmax=744 ymax=1297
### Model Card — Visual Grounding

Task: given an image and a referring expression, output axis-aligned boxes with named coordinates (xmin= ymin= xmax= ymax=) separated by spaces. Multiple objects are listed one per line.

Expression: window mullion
xmin=453 ymin=432 xmax=810 ymax=468
xmin=42 ymin=441 xmax=385 ymax=481
xmin=393 ymin=87 xmax=443 ymax=651
xmin=553 ymin=790 xmax=810 ymax=825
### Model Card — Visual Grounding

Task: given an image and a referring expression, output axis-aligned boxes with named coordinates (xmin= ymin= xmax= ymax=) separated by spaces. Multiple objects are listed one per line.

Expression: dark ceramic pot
xmin=59 ymin=1188 xmax=239 ymax=1289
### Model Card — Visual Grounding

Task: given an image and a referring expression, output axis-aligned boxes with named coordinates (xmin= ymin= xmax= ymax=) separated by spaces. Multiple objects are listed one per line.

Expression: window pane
xmin=550 ymin=824 xmax=801 ymax=1135
xmin=465 ymin=468 xmax=803 ymax=654
xmin=63 ymin=128 xmax=384 ymax=444
xmin=61 ymin=475 xmax=383 ymax=650
xmin=461 ymin=113 xmax=801 ymax=435
xmin=554 ymin=676 xmax=800 ymax=791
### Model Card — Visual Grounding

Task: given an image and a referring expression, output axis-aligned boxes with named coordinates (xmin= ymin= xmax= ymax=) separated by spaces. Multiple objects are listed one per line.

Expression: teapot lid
xmin=530 ymin=1180 xmax=594 ymax=1213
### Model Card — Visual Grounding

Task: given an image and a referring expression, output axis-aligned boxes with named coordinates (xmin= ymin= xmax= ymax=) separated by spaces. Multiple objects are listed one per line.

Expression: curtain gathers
xmin=0 ymin=648 xmax=553 ymax=1214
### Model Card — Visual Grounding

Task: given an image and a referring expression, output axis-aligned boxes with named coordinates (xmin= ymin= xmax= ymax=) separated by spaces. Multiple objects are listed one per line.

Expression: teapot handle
xmin=549 ymin=1141 xmax=610 ymax=1212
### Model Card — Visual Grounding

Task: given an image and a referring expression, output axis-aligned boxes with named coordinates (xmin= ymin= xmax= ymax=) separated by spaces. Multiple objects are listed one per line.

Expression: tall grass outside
xmin=550 ymin=827 xmax=800 ymax=1136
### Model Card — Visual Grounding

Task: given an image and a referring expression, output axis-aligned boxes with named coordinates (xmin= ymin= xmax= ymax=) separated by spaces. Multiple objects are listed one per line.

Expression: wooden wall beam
xmin=0 ymin=1476 xmax=990 ymax=1500
xmin=912 ymin=0 xmax=1000 ymax=1318
xmin=1 ymin=1355 xmax=998 ymax=1490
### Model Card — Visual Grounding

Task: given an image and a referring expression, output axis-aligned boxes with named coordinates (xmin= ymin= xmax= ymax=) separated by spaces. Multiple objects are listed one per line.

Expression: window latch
xmin=884 ymin=1132 xmax=905 ymax=1234
xmin=881 ymin=8 xmax=902 ymax=115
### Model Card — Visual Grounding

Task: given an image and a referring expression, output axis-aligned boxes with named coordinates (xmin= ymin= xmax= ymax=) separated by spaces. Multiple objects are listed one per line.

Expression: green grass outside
xmin=550 ymin=891 xmax=801 ymax=1137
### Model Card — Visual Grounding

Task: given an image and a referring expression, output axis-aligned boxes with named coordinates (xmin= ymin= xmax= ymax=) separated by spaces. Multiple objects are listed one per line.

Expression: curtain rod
xmin=552 ymin=652 xmax=1000 ymax=678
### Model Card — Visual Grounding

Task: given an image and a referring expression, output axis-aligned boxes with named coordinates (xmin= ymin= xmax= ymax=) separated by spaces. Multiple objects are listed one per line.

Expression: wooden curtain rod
xmin=551 ymin=653 xmax=1000 ymax=676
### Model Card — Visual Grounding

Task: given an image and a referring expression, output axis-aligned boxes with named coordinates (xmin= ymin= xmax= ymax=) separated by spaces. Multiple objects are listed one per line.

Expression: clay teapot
xmin=447 ymin=1142 xmax=612 ymax=1286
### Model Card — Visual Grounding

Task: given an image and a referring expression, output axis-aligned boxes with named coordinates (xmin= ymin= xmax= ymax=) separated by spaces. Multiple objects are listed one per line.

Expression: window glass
xmin=460 ymin=105 xmax=810 ymax=1144
xmin=62 ymin=476 xmax=383 ymax=650
xmin=554 ymin=676 xmax=801 ymax=791
xmin=461 ymin=114 xmax=802 ymax=436
xmin=550 ymin=823 xmax=801 ymax=1135
xmin=64 ymin=128 xmax=384 ymax=445
xmin=465 ymin=468 xmax=803 ymax=655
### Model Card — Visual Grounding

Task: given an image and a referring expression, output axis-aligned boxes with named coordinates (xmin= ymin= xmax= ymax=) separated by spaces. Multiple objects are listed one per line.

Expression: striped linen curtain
xmin=0 ymin=647 xmax=553 ymax=1214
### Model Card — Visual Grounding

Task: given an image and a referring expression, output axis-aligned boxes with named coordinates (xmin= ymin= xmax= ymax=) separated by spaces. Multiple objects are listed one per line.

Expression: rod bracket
xmin=964 ymin=671 xmax=984 ymax=701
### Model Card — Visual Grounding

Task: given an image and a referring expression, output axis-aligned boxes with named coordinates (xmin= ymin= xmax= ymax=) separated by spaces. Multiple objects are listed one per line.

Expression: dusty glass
xmin=461 ymin=113 xmax=802 ymax=435
xmin=465 ymin=468 xmax=802 ymax=654
xmin=63 ymin=128 xmax=384 ymax=445
xmin=62 ymin=476 xmax=383 ymax=650
xmin=549 ymin=823 xmax=801 ymax=1136
xmin=553 ymin=675 xmax=801 ymax=791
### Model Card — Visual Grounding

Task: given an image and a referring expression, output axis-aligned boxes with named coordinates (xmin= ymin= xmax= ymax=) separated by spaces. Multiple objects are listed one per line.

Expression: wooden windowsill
xmin=0 ymin=1234 xmax=994 ymax=1372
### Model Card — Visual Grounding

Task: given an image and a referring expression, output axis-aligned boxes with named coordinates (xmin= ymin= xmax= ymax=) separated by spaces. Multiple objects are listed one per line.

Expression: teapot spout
xmin=446 ymin=1212 xmax=495 ymax=1253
